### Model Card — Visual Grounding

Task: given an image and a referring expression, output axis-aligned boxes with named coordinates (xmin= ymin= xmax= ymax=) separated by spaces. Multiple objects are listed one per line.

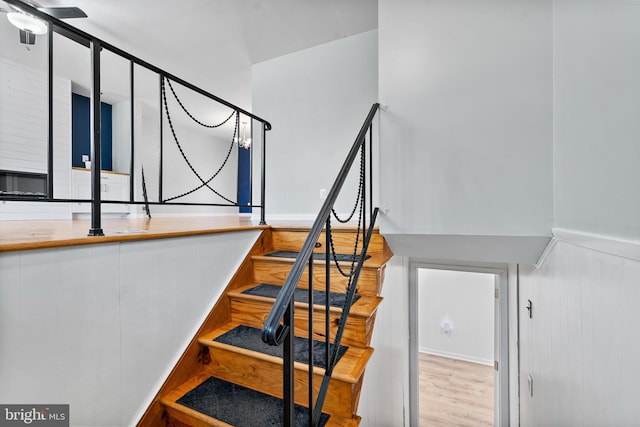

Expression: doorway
xmin=409 ymin=263 xmax=509 ymax=426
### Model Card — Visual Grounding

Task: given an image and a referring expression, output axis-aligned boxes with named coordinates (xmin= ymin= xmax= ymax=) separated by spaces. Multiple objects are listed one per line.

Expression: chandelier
xmin=235 ymin=121 xmax=251 ymax=150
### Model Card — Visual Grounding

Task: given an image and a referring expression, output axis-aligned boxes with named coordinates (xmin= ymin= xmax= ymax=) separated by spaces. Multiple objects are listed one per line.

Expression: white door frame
xmin=408 ymin=261 xmax=510 ymax=426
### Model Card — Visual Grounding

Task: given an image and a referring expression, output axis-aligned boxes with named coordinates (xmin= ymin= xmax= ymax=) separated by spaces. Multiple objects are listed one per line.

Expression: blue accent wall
xmin=71 ymin=93 xmax=113 ymax=170
xmin=237 ymin=145 xmax=252 ymax=213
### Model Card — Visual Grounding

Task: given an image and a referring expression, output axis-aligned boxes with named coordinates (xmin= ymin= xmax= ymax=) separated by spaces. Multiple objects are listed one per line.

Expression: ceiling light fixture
xmin=7 ymin=11 xmax=47 ymax=35
xmin=235 ymin=121 xmax=252 ymax=150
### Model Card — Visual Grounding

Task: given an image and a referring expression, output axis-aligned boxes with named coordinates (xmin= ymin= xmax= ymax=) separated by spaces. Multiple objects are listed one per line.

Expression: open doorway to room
xmin=409 ymin=264 xmax=509 ymax=427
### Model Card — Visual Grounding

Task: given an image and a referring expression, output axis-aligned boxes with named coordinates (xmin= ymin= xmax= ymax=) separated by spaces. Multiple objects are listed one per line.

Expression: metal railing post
xmin=308 ymin=255 xmax=314 ymax=425
xmin=158 ymin=75 xmax=164 ymax=203
xmin=283 ymin=301 xmax=294 ymax=427
xmin=47 ymin=23 xmax=54 ymax=199
xmin=88 ymin=39 xmax=104 ymax=236
xmin=129 ymin=60 xmax=135 ymax=202
xmin=369 ymin=123 xmax=373 ymax=219
xmin=325 ymin=221 xmax=331 ymax=373
xmin=260 ymin=122 xmax=267 ymax=225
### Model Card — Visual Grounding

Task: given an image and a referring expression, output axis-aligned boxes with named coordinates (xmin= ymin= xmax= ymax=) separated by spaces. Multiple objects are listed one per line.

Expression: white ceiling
xmin=6 ymin=0 xmax=378 ymax=109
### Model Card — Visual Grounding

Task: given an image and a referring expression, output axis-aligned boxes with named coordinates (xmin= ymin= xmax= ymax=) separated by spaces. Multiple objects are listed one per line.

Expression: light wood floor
xmin=0 ymin=215 xmax=365 ymax=253
xmin=420 ymin=352 xmax=494 ymax=427
xmin=0 ymin=215 xmax=267 ymax=252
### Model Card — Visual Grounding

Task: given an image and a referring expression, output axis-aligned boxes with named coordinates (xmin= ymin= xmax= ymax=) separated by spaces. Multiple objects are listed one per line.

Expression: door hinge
xmin=494 ymin=288 xmax=498 ymax=299
xmin=494 ymin=360 xmax=499 ymax=371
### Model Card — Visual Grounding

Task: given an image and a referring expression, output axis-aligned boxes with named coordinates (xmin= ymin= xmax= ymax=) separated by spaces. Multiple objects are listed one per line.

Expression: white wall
xmin=0 ymin=230 xmax=260 ymax=426
xmin=378 ymin=0 xmax=553 ymax=237
xmin=0 ymin=58 xmax=72 ymax=220
xmin=112 ymin=100 xmax=132 ymax=174
xmin=252 ymin=30 xmax=378 ymax=219
xmin=553 ymin=0 xmax=640 ymax=241
xmin=358 ymin=256 xmax=410 ymax=427
xmin=519 ymin=241 xmax=640 ymax=426
xmin=130 ymin=103 xmax=239 ymax=216
xmin=515 ymin=3 xmax=640 ymax=425
xmin=418 ymin=269 xmax=494 ymax=365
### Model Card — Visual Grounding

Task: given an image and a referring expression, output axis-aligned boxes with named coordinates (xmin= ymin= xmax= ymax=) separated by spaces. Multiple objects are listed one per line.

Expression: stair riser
xmin=164 ymin=406 xmax=231 ymax=427
xmin=271 ymin=230 xmax=386 ymax=255
xmin=202 ymin=347 xmax=360 ymax=419
xmin=253 ymin=260 xmax=382 ymax=297
xmin=230 ymin=297 xmax=375 ymax=348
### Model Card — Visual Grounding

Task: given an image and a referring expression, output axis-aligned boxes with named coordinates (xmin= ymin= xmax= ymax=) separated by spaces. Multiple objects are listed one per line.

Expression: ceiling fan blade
xmin=38 ymin=6 xmax=87 ymax=19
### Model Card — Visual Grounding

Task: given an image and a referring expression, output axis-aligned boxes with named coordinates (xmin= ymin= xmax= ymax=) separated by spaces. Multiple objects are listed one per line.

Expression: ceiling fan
xmin=0 ymin=0 xmax=87 ymax=46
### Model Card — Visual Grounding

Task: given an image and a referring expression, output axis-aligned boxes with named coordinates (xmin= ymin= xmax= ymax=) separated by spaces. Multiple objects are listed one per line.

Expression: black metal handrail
xmin=1 ymin=0 xmax=272 ymax=232
xmin=262 ymin=103 xmax=380 ymax=426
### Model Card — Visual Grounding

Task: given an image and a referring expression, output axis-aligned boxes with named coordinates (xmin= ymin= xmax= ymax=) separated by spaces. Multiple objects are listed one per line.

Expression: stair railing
xmin=1 ymin=0 xmax=271 ymax=233
xmin=262 ymin=103 xmax=380 ymax=426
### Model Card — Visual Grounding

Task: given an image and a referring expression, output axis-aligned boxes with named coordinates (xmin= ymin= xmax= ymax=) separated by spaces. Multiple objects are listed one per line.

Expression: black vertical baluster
xmin=235 ymin=112 xmax=241 ymax=210
xmin=47 ymin=24 xmax=53 ymax=200
xmin=308 ymin=254 xmax=314 ymax=425
xmin=284 ymin=301 xmax=294 ymax=427
xmin=362 ymin=142 xmax=366 ymax=240
xmin=325 ymin=220 xmax=331 ymax=372
xmin=88 ymin=39 xmax=104 ymax=236
xmin=260 ymin=123 xmax=267 ymax=225
xmin=158 ymin=75 xmax=163 ymax=203
xmin=369 ymin=123 xmax=373 ymax=219
xmin=249 ymin=119 xmax=253 ymax=211
xmin=129 ymin=61 xmax=135 ymax=203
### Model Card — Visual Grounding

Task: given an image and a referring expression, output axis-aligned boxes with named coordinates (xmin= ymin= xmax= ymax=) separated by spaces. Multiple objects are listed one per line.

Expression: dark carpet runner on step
xmin=242 ymin=283 xmax=361 ymax=307
xmin=214 ymin=325 xmax=348 ymax=370
xmin=177 ymin=376 xmax=330 ymax=426
xmin=265 ymin=250 xmax=371 ymax=263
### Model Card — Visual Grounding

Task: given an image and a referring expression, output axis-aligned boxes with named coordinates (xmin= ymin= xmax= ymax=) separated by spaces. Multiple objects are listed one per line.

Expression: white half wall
xmin=552 ymin=0 xmax=640 ymax=241
xmin=519 ymin=240 xmax=640 ymax=426
xmin=0 ymin=230 xmax=261 ymax=426
xmin=252 ymin=30 xmax=378 ymax=218
xmin=378 ymin=0 xmax=553 ymax=237
xmin=358 ymin=256 xmax=410 ymax=427
xmin=418 ymin=269 xmax=494 ymax=365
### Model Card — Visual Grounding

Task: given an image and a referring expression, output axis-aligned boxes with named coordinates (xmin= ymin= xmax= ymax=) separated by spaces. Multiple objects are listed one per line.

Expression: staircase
xmin=138 ymin=226 xmax=392 ymax=426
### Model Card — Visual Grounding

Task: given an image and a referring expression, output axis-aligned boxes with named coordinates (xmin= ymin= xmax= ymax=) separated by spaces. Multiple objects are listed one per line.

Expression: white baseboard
xmin=419 ymin=347 xmax=493 ymax=366
xmin=552 ymin=227 xmax=640 ymax=263
xmin=254 ymin=213 xmax=318 ymax=222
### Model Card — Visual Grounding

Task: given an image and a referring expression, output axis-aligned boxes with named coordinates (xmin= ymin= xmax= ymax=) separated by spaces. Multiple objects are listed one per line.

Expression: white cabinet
xmin=71 ymin=168 xmax=130 ymax=214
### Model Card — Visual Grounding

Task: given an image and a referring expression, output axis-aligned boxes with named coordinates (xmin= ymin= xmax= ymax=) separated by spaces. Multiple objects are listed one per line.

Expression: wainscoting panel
xmin=0 ymin=230 xmax=261 ymax=426
xmin=519 ymin=241 xmax=640 ymax=426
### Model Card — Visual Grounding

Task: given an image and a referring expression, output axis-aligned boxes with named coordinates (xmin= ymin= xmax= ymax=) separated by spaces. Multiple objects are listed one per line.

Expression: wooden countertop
xmin=0 ymin=216 xmax=268 ymax=253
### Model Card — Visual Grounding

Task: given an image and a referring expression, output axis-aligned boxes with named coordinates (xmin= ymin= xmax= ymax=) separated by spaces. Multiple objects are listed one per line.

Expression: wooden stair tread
xmin=198 ymin=321 xmax=373 ymax=384
xmin=140 ymin=227 xmax=387 ymax=426
xmin=162 ymin=373 xmax=360 ymax=427
xmin=228 ymin=282 xmax=383 ymax=319
xmin=228 ymin=284 xmax=379 ymax=348
xmin=269 ymin=228 xmax=386 ymax=257
xmin=251 ymin=253 xmax=389 ymax=269
xmin=252 ymin=258 xmax=384 ymax=297
xmin=162 ymin=373 xmax=232 ymax=427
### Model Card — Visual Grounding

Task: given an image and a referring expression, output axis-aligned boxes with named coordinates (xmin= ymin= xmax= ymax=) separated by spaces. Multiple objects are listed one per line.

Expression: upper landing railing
xmin=0 ymin=0 xmax=271 ymax=235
